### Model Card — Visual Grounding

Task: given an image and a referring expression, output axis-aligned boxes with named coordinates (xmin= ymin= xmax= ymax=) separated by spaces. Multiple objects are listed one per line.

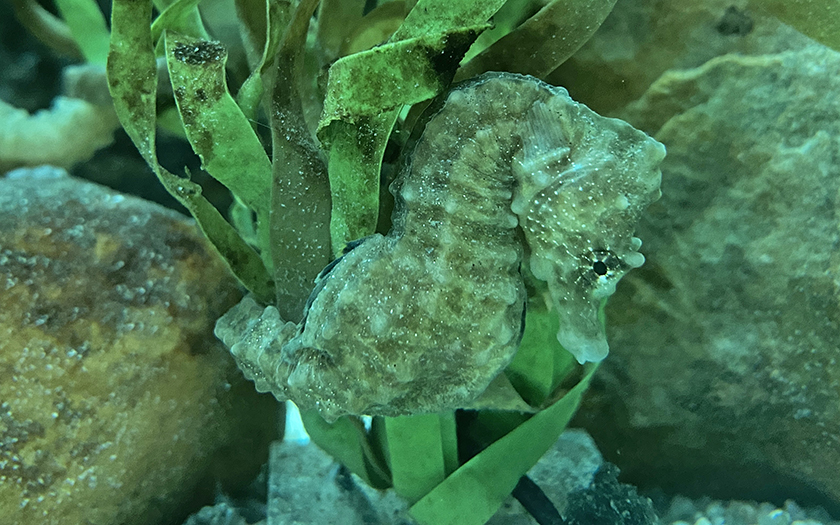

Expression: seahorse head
xmin=510 ymin=86 xmax=664 ymax=363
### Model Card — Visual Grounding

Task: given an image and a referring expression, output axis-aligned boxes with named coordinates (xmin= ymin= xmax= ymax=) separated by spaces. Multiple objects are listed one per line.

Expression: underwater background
xmin=1 ymin=0 xmax=839 ymax=524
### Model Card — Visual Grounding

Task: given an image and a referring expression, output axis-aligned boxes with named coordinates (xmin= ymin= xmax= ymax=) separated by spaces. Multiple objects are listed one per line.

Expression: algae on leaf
xmin=455 ymin=0 xmax=619 ymax=80
xmin=317 ymin=0 xmax=505 ymax=253
xmin=318 ymin=24 xmax=487 ymax=251
xmin=107 ymin=0 xmax=274 ymax=303
xmin=266 ymin=0 xmax=333 ymax=320
xmin=164 ymin=30 xmax=274 ymax=271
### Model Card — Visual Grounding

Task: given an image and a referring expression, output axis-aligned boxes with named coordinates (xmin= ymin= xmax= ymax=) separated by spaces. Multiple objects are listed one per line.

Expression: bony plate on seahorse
xmin=215 ymin=72 xmax=665 ymax=421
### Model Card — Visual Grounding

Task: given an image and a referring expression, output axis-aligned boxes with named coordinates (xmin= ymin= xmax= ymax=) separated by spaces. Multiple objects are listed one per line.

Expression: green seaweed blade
xmin=54 ymin=0 xmax=110 ymax=65
xmin=163 ymin=30 xmax=273 ymax=269
xmin=409 ymin=365 xmax=598 ymax=525
xmin=107 ymin=0 xmax=273 ymax=302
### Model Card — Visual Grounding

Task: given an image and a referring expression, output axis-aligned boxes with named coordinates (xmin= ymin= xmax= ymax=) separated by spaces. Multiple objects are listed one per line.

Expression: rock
xmin=267 ymin=440 xmax=411 ymax=525
xmin=0 ymin=64 xmax=121 ymax=173
xmin=182 ymin=502 xmax=249 ymax=525
xmin=548 ymin=0 xmax=814 ymax=115
xmin=489 ymin=428 xmax=606 ymax=525
xmin=525 ymin=429 xmax=605 ymax=516
xmin=500 ymin=429 xmax=655 ymax=525
xmin=0 ymin=167 xmax=278 ymax=525
xmin=564 ymin=464 xmax=659 ymax=525
xmin=575 ymin=44 xmax=840 ymax=507
xmin=659 ymin=496 xmax=840 ymax=525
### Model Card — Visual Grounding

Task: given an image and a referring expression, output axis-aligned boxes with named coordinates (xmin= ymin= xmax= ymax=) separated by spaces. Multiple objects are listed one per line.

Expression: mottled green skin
xmin=215 ymin=73 xmax=664 ymax=420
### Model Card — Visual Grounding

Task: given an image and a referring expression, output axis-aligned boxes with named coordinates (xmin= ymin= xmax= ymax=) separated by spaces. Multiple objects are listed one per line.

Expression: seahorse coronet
xmin=215 ymin=72 xmax=665 ymax=420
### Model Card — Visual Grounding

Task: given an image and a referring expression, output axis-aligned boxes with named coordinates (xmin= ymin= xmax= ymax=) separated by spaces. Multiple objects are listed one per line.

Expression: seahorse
xmin=215 ymin=73 xmax=665 ymax=420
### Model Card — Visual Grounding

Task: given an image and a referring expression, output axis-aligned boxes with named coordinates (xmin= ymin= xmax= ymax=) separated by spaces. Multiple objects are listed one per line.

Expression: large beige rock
xmin=549 ymin=0 xmax=814 ymax=115
xmin=0 ymin=168 xmax=278 ymax=525
xmin=575 ymin=44 xmax=840 ymax=506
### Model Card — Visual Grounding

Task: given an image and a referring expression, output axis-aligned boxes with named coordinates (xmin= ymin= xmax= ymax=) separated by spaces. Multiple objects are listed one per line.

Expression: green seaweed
xmin=10 ymin=0 xmax=83 ymax=59
xmin=317 ymin=0 xmax=502 ymax=252
xmin=455 ymin=0 xmax=618 ymax=80
xmin=54 ymin=0 xmax=110 ymax=65
xmin=99 ymin=0 xmax=622 ymax=523
xmin=266 ymin=0 xmax=332 ymax=320
xmin=151 ymin=0 xmax=210 ymax=43
xmin=319 ymin=25 xmax=487 ymax=250
xmin=385 ymin=413 xmax=449 ymax=504
xmin=316 ymin=0 xmax=367 ymax=61
xmin=410 ymin=364 xmax=598 ymax=525
xmin=299 ymin=410 xmax=392 ymax=489
xmin=107 ymin=0 xmax=274 ymax=303
xmin=505 ymin=300 xmax=578 ymax=407
xmin=234 ymin=0 xmax=290 ymax=121
xmin=163 ymin=30 xmax=273 ymax=270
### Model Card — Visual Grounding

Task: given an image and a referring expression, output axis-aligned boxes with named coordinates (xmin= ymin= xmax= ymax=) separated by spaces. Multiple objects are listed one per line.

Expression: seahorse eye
xmin=592 ymin=260 xmax=608 ymax=276
xmin=578 ymin=250 xmax=623 ymax=287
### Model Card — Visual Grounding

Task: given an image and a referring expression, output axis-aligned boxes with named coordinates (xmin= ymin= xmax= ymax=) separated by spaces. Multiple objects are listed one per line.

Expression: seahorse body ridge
xmin=215 ymin=72 xmax=665 ymax=420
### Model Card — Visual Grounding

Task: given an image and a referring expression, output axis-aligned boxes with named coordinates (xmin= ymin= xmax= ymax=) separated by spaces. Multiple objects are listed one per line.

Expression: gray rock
xmin=660 ymin=496 xmax=840 ymax=525
xmin=527 ymin=429 xmax=605 ymax=514
xmin=547 ymin=0 xmax=814 ymax=115
xmin=488 ymin=428 xmax=606 ymax=525
xmin=267 ymin=441 xmax=412 ymax=525
xmin=183 ymin=503 xmax=250 ymax=525
xmin=264 ymin=427 xmax=656 ymax=525
xmin=265 ymin=429 xmax=611 ymax=525
xmin=563 ymin=464 xmax=659 ymax=525
xmin=577 ymin=43 xmax=840 ymax=505
xmin=490 ymin=432 xmax=656 ymax=525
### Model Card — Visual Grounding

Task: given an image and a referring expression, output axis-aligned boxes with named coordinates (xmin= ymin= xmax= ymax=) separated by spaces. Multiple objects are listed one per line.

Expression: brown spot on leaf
xmin=172 ymin=40 xmax=226 ymax=65
xmin=424 ymin=28 xmax=482 ymax=78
